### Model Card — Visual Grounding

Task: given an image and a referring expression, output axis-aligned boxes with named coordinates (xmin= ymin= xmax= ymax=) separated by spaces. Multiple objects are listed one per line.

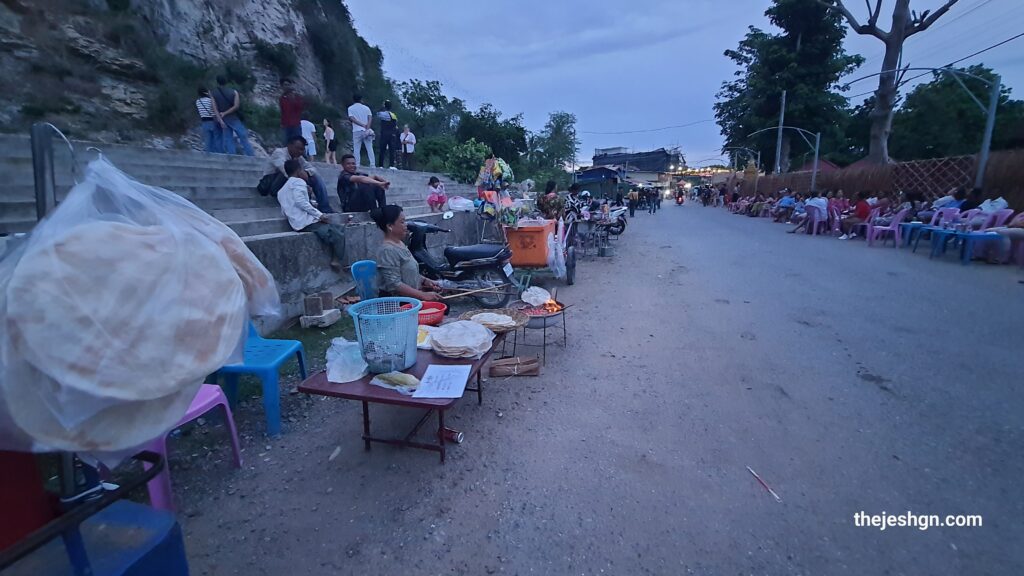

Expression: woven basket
xmin=459 ymin=308 xmax=529 ymax=333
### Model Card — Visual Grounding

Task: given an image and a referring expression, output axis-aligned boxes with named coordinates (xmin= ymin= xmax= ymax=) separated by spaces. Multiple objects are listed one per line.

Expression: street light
xmin=841 ymin=66 xmax=1001 ymax=188
xmin=748 ymin=125 xmax=822 ymax=191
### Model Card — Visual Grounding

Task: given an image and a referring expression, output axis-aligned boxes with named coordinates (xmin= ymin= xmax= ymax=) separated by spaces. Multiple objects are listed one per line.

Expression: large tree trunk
xmin=866 ymin=0 xmax=912 ymax=164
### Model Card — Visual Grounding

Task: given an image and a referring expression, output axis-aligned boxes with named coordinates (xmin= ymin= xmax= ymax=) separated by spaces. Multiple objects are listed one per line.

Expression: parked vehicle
xmin=406 ymin=220 xmax=513 ymax=308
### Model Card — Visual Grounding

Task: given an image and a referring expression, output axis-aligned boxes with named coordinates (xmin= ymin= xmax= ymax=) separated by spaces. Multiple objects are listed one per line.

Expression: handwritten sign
xmin=412 ymin=364 xmax=472 ymax=399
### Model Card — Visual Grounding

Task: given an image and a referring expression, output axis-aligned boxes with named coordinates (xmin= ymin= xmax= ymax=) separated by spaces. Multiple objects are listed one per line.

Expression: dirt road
xmin=180 ymin=204 xmax=1023 ymax=575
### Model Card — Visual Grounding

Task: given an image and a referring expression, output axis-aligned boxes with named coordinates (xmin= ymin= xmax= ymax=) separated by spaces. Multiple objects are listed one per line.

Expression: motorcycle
xmin=604 ymin=205 xmax=627 ymax=235
xmin=406 ymin=220 xmax=514 ymax=308
xmin=675 ymin=195 xmax=685 ymax=205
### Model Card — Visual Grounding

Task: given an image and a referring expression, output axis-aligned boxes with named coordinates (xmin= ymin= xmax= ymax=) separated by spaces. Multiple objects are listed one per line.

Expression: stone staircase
xmin=0 ymin=134 xmax=477 ymax=239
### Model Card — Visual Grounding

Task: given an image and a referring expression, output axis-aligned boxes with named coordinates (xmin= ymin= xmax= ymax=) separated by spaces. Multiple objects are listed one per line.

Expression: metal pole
xmin=30 ymin=123 xmax=57 ymax=220
xmin=975 ymin=74 xmax=1000 ymax=189
xmin=774 ymin=90 xmax=786 ymax=174
xmin=810 ymin=132 xmax=821 ymax=192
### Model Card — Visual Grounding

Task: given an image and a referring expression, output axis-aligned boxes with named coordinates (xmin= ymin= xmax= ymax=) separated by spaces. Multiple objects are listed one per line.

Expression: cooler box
xmin=505 ymin=221 xmax=555 ymax=267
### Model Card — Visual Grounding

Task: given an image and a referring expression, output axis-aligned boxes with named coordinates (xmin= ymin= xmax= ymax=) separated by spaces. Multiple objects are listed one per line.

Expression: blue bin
xmin=347 ymin=297 xmax=421 ymax=373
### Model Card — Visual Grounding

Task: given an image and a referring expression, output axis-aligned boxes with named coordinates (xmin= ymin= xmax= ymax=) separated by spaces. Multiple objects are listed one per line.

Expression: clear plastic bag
xmin=448 ymin=196 xmax=475 ymax=212
xmin=547 ymin=232 xmax=566 ymax=279
xmin=0 ymin=157 xmax=280 ymax=456
xmin=326 ymin=337 xmax=368 ymax=383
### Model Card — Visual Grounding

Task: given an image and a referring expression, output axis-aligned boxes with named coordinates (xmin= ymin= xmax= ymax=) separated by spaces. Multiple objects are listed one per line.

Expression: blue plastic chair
xmin=351 ymin=260 xmax=378 ymax=300
xmin=215 ymin=322 xmax=306 ymax=436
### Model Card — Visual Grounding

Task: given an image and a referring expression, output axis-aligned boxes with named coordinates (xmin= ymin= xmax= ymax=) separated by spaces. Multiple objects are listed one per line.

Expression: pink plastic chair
xmin=866 ymin=208 xmax=910 ymax=247
xmin=851 ymin=207 xmax=880 ymax=238
xmin=144 ymin=384 xmax=243 ymax=511
xmin=803 ymin=205 xmax=828 ymax=235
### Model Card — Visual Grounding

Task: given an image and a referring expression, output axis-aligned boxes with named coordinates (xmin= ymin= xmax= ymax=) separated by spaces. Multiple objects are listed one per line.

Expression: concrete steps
xmin=0 ymin=134 xmax=477 ymax=237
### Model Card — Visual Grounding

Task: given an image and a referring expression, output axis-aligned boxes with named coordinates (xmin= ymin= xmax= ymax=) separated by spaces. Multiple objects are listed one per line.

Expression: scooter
xmin=675 ymin=195 xmax=685 ymax=205
xmin=406 ymin=220 xmax=514 ymax=308
xmin=604 ymin=205 xmax=627 ymax=235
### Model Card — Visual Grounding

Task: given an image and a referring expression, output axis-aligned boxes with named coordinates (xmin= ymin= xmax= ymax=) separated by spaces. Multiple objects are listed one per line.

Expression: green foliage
xmin=417 ymin=135 xmax=458 ymax=174
xmin=445 ymin=138 xmax=492 ymax=184
xmin=245 ymin=104 xmax=281 ymax=144
xmin=518 ymin=111 xmax=579 ymax=186
xmin=254 ymin=40 xmax=298 ymax=80
xmin=890 ymin=65 xmax=1024 ymax=160
xmin=396 ymin=79 xmax=466 ymax=138
xmin=456 ymin=104 xmax=527 ymax=171
xmin=714 ymin=0 xmax=862 ymax=173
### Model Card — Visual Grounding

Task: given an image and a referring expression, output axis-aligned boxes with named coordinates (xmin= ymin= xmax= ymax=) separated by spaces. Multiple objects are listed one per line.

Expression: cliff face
xmin=0 ymin=0 xmax=384 ymax=148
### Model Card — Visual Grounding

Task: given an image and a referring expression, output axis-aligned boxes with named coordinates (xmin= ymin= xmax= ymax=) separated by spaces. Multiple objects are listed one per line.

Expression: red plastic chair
xmin=867 ymin=208 xmax=911 ymax=247
xmin=143 ymin=384 xmax=242 ymax=511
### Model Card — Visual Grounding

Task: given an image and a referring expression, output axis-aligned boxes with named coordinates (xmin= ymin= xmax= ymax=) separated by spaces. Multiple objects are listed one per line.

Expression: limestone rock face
xmin=130 ymin=0 xmax=327 ymax=104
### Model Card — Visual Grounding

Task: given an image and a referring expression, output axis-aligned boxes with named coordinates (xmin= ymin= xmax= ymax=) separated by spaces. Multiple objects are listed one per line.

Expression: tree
xmin=889 ymin=65 xmax=1024 ymax=160
xmin=520 ymin=111 xmax=580 ymax=186
xmin=445 ymin=138 xmax=492 ymax=184
xmin=395 ymin=79 xmax=466 ymax=137
xmin=456 ymin=104 xmax=528 ymax=167
xmin=715 ymin=0 xmax=862 ymax=173
xmin=820 ymin=0 xmax=961 ymax=164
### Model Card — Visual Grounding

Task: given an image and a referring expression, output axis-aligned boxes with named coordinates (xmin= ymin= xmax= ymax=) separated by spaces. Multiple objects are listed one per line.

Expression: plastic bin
xmin=347 ymin=297 xmax=421 ymax=373
xmin=505 ymin=220 xmax=556 ymax=267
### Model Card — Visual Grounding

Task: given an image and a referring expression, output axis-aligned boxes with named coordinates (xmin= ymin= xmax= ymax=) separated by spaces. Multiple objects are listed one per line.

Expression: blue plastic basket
xmin=347 ymin=297 xmax=422 ymax=374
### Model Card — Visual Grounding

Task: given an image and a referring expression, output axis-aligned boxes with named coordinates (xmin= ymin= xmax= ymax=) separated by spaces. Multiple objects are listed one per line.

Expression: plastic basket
xmin=401 ymin=301 xmax=447 ymax=326
xmin=347 ymin=297 xmax=422 ymax=374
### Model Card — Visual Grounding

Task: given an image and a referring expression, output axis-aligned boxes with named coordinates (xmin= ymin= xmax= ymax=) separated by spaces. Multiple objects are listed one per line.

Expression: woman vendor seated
xmin=371 ymin=205 xmax=441 ymax=301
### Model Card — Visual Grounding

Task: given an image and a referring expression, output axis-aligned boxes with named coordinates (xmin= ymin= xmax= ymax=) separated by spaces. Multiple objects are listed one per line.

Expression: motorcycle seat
xmin=444 ymin=243 xmax=507 ymax=265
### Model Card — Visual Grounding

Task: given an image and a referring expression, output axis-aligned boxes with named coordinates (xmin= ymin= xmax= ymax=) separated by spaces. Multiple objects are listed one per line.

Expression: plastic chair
xmin=912 ymin=208 xmax=960 ymax=253
xmin=851 ymin=207 xmax=880 ymax=238
xmin=351 ymin=259 xmax=378 ymax=300
xmin=867 ymin=208 xmax=910 ymax=247
xmin=829 ymin=207 xmax=842 ymax=236
xmin=803 ymin=205 xmax=828 ymax=235
xmin=144 ymin=384 xmax=242 ymax=511
xmin=216 ymin=322 xmax=307 ymax=436
xmin=956 ymin=210 xmax=1015 ymax=265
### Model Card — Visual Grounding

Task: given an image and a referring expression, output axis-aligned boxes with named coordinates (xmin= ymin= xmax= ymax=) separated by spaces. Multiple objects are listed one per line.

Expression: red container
xmin=402 ymin=301 xmax=447 ymax=326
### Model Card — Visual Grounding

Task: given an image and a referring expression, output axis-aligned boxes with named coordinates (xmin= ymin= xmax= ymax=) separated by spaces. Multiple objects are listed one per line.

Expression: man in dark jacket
xmin=337 ymin=154 xmax=390 ymax=212
xmin=375 ymin=100 xmax=399 ymax=169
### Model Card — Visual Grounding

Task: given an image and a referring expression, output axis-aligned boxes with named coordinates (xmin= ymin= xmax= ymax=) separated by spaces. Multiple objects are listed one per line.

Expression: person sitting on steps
xmin=337 ymin=153 xmax=390 ymax=213
xmin=277 ymin=159 xmax=347 ymax=271
xmin=262 ymin=136 xmax=334 ymax=212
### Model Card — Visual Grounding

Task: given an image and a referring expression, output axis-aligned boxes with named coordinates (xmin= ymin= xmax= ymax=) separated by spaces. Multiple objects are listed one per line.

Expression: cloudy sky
xmin=347 ymin=0 xmax=1023 ymax=166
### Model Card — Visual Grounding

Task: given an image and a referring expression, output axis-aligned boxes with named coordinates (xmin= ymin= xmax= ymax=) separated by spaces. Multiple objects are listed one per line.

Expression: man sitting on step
xmin=337 ymin=153 xmax=390 ymax=213
xmin=265 ymin=136 xmax=335 ymax=213
xmin=278 ymin=159 xmax=346 ymax=271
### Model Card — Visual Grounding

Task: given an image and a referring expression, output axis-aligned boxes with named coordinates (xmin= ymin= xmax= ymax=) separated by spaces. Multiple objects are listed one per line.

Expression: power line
xmin=846 ymin=30 xmax=1024 ymax=99
xmin=580 ymin=119 xmax=714 ymax=135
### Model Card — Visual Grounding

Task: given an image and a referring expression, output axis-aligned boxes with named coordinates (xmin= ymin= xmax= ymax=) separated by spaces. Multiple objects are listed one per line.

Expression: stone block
xmin=317 ymin=291 xmax=334 ymax=311
xmin=299 ymin=308 xmax=341 ymax=328
xmin=303 ymin=296 xmax=323 ymax=316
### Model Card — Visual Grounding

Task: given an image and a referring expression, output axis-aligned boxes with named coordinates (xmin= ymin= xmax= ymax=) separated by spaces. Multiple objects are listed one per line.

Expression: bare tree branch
xmin=817 ymin=0 xmax=888 ymax=40
xmin=868 ymin=0 xmax=884 ymax=27
xmin=908 ymin=0 xmax=960 ymax=37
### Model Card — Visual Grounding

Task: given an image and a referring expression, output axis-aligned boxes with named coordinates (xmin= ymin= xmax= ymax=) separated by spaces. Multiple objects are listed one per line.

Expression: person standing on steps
xmin=300 ymin=114 xmax=317 ymax=158
xmin=400 ymin=125 xmax=417 ymax=171
xmin=212 ymin=76 xmax=254 ymax=156
xmin=337 ymin=153 xmax=390 ymax=213
xmin=279 ymin=78 xmax=304 ymax=145
xmin=347 ymin=93 xmax=375 ymax=167
xmin=323 ymin=119 xmax=337 ymax=164
xmin=195 ymin=87 xmax=224 ymax=153
xmin=376 ymin=100 xmax=399 ymax=169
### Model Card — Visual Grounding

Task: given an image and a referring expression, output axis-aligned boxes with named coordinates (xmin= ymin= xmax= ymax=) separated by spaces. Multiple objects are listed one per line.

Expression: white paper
xmin=412 ymin=364 xmax=473 ymax=399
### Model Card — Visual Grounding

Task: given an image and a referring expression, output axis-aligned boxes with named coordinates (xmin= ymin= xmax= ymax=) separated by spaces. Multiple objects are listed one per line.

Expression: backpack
xmin=256 ymin=172 xmax=287 ymax=197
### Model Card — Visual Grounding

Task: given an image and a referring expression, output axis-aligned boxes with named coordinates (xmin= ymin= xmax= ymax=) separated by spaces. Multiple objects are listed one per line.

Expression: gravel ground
xmin=176 ymin=204 xmax=1024 ymax=575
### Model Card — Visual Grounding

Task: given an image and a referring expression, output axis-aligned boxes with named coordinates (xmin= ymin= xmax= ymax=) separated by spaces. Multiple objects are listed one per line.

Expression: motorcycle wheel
xmin=606 ymin=218 xmax=626 ymax=236
xmin=470 ymin=267 xmax=512 ymax=308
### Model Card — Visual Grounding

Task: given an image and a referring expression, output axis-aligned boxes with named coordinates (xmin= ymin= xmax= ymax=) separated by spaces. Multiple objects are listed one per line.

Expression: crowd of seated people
xmin=723 ymin=185 xmax=1018 ymax=261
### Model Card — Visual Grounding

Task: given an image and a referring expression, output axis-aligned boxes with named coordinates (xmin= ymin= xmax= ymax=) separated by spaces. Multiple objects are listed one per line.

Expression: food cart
xmin=502 ymin=219 xmax=576 ymax=289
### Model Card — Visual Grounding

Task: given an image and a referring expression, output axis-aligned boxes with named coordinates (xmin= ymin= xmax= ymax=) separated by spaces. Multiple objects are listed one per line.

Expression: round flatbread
xmin=3 ymin=221 xmax=247 ymax=450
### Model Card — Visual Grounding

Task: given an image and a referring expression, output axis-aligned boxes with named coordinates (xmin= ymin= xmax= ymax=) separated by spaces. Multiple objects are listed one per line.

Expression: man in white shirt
xmin=299 ymin=116 xmax=317 ymax=158
xmin=264 ymin=135 xmax=334 ymax=213
xmin=400 ymin=125 xmax=417 ymax=170
xmin=347 ymin=93 xmax=375 ymax=167
xmin=278 ymin=159 xmax=346 ymax=271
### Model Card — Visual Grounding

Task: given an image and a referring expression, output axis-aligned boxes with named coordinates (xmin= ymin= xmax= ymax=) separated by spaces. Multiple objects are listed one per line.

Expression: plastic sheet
xmin=326 ymin=337 xmax=368 ymax=383
xmin=0 ymin=157 xmax=280 ymax=455
xmin=448 ymin=196 xmax=475 ymax=212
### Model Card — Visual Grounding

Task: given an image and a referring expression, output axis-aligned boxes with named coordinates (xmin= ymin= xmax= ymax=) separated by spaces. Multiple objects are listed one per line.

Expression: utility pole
xmin=774 ymin=90 xmax=786 ymax=174
xmin=975 ymin=74 xmax=1000 ymax=189
xmin=810 ymin=132 xmax=821 ymax=192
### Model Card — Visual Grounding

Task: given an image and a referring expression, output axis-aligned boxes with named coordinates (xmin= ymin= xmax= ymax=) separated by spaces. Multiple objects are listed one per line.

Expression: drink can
xmin=443 ymin=427 xmax=464 ymax=444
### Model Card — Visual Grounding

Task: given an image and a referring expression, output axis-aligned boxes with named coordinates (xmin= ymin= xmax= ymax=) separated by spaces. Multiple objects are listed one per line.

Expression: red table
xmin=298 ymin=341 xmax=500 ymax=463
